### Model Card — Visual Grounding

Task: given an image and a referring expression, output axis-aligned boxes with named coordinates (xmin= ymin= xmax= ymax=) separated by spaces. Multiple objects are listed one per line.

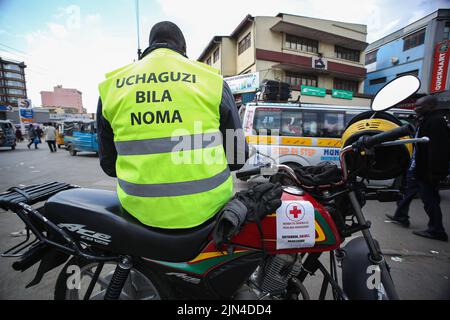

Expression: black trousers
xmin=396 ymin=173 xmax=446 ymax=233
xmin=394 ymin=171 xmax=419 ymax=219
xmin=418 ymin=180 xmax=445 ymax=233
xmin=47 ymin=140 xmax=57 ymax=152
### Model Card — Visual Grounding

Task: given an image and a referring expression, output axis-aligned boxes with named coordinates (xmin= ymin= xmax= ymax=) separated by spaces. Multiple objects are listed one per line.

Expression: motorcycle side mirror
xmin=371 ymin=75 xmax=421 ymax=112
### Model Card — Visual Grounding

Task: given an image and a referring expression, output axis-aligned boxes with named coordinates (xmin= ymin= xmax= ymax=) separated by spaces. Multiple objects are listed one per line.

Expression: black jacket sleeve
xmin=219 ymin=81 xmax=249 ymax=171
xmin=96 ymin=98 xmax=117 ymax=177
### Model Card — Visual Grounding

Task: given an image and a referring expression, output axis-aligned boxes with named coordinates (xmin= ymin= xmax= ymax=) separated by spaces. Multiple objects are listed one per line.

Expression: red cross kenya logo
xmin=285 ymin=203 xmax=305 ymax=222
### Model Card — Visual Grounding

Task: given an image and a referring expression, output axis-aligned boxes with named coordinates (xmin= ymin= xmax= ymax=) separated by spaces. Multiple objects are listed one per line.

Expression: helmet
xmin=341 ymin=111 xmax=413 ymax=180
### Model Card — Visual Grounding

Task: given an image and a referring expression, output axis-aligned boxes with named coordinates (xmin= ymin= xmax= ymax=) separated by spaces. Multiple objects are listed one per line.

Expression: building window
xmin=369 ymin=77 xmax=387 ymax=85
xmin=285 ymin=72 xmax=318 ymax=87
xmin=6 ymin=88 xmax=25 ymax=95
xmin=285 ymin=34 xmax=318 ymax=53
xmin=365 ymin=50 xmax=377 ymax=65
xmin=335 ymin=45 xmax=360 ymax=62
xmin=396 ymin=70 xmax=419 ymax=77
xmin=3 ymin=72 xmax=23 ymax=80
xmin=213 ymin=48 xmax=220 ymax=63
xmin=403 ymin=29 xmax=425 ymax=51
xmin=206 ymin=57 xmax=211 ymax=66
xmin=3 ymin=64 xmax=21 ymax=72
xmin=4 ymin=80 xmax=24 ymax=88
xmin=334 ymin=78 xmax=359 ymax=93
xmin=238 ymin=32 xmax=251 ymax=55
xmin=444 ymin=21 xmax=450 ymax=40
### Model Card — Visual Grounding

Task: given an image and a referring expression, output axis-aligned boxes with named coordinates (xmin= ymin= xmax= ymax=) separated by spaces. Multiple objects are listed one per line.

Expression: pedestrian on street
xmin=27 ymin=124 xmax=39 ymax=149
xmin=387 ymin=95 xmax=449 ymax=241
xmin=36 ymin=126 xmax=44 ymax=143
xmin=15 ymin=127 xmax=23 ymax=142
xmin=45 ymin=124 xmax=57 ymax=153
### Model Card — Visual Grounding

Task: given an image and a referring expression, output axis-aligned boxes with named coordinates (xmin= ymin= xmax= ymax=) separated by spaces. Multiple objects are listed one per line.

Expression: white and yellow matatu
xmin=240 ymin=102 xmax=415 ymax=174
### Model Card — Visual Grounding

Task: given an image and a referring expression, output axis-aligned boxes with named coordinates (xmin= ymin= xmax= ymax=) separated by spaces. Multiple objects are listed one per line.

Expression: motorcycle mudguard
xmin=25 ymin=248 xmax=70 ymax=288
xmin=341 ymin=237 xmax=380 ymax=300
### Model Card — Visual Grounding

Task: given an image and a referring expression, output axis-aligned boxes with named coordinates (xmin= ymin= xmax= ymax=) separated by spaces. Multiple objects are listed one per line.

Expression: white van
xmin=240 ymin=102 xmax=415 ymax=181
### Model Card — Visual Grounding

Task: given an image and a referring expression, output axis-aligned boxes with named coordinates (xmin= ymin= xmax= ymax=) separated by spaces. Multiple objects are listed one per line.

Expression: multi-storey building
xmin=40 ymin=85 xmax=84 ymax=114
xmin=0 ymin=57 xmax=27 ymax=107
xmin=365 ymin=9 xmax=450 ymax=100
xmin=198 ymin=13 xmax=370 ymax=106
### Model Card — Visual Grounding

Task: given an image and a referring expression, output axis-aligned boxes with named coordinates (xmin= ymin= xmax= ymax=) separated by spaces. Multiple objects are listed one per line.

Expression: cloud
xmin=22 ymin=13 xmax=135 ymax=112
xmin=47 ymin=23 xmax=68 ymax=38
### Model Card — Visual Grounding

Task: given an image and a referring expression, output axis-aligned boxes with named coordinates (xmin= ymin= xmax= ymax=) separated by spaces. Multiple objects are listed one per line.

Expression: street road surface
xmin=0 ymin=143 xmax=449 ymax=299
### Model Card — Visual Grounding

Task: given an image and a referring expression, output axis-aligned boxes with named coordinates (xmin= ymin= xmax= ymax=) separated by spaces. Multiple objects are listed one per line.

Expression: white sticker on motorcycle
xmin=276 ymin=200 xmax=315 ymax=249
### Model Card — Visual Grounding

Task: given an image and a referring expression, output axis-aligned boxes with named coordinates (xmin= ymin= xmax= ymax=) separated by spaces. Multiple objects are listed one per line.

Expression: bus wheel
xmin=68 ymin=145 xmax=77 ymax=156
xmin=11 ymin=145 xmax=16 ymax=150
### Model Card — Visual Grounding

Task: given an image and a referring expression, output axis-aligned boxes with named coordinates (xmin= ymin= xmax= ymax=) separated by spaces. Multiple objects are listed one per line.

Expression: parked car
xmin=0 ymin=120 xmax=17 ymax=150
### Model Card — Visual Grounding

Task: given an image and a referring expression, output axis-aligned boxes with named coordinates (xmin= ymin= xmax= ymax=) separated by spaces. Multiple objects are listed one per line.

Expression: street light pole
xmin=135 ymin=0 xmax=142 ymax=60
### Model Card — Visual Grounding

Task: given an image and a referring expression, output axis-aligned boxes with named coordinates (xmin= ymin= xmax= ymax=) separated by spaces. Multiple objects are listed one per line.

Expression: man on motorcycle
xmin=97 ymin=21 xmax=248 ymax=229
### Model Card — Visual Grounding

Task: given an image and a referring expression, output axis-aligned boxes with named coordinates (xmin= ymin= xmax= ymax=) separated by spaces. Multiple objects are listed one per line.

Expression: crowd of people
xmin=16 ymin=123 xmax=59 ymax=153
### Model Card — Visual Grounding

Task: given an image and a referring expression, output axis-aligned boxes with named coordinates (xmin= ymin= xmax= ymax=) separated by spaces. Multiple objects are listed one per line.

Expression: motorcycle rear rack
xmin=2 ymin=227 xmax=40 ymax=258
xmin=1 ymin=183 xmax=120 ymax=262
xmin=0 ymin=182 xmax=77 ymax=210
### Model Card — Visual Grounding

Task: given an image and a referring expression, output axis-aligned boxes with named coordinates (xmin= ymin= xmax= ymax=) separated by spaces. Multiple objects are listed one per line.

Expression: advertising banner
xmin=19 ymin=108 xmax=34 ymax=123
xmin=225 ymin=72 xmax=260 ymax=94
xmin=430 ymin=40 xmax=450 ymax=94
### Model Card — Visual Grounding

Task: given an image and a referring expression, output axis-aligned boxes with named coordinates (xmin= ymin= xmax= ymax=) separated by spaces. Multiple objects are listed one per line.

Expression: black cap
xmin=147 ymin=21 xmax=186 ymax=56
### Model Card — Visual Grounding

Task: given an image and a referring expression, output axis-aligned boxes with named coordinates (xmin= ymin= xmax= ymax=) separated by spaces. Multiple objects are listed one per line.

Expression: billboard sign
xmin=19 ymin=108 xmax=34 ymax=123
xmin=18 ymin=99 xmax=32 ymax=109
xmin=430 ymin=40 xmax=450 ymax=94
xmin=225 ymin=72 xmax=260 ymax=94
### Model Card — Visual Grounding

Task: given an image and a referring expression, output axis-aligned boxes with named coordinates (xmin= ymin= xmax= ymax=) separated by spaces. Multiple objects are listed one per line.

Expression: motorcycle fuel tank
xmin=230 ymin=188 xmax=342 ymax=254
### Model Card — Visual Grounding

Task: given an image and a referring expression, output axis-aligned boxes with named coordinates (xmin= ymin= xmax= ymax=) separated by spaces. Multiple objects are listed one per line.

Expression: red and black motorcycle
xmin=0 ymin=75 xmax=426 ymax=300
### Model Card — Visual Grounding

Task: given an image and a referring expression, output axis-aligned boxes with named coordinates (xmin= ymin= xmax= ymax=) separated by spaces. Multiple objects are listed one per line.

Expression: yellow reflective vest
xmin=98 ymin=48 xmax=233 ymax=229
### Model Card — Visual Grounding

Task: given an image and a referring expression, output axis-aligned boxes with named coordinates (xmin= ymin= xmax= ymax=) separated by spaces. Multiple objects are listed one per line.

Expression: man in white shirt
xmin=45 ymin=124 xmax=57 ymax=153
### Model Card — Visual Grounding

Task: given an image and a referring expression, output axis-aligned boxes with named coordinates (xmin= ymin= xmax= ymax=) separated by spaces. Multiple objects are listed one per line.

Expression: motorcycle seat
xmin=42 ymin=188 xmax=216 ymax=262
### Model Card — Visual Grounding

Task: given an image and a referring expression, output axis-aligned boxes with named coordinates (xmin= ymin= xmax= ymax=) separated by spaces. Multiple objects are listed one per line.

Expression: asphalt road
xmin=0 ymin=142 xmax=449 ymax=300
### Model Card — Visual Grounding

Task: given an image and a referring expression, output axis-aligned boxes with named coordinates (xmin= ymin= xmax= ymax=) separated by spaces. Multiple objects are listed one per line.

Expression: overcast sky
xmin=0 ymin=0 xmax=449 ymax=112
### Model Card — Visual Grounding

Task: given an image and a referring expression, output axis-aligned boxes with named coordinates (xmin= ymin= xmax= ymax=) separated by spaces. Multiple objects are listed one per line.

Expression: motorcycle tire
xmin=54 ymin=257 xmax=174 ymax=300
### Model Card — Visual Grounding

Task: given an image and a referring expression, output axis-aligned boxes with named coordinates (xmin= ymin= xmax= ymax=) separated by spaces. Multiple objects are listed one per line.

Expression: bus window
xmin=253 ymin=109 xmax=281 ymax=134
xmin=323 ymin=112 xmax=345 ymax=138
xmin=281 ymin=111 xmax=302 ymax=136
xmin=345 ymin=112 xmax=359 ymax=126
xmin=302 ymin=112 xmax=319 ymax=137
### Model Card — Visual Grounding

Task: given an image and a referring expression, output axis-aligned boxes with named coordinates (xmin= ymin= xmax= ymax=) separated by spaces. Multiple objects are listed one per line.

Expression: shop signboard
xmin=332 ymin=89 xmax=353 ymax=100
xmin=430 ymin=40 xmax=450 ymax=94
xmin=225 ymin=72 xmax=260 ymax=94
xmin=301 ymin=85 xmax=326 ymax=97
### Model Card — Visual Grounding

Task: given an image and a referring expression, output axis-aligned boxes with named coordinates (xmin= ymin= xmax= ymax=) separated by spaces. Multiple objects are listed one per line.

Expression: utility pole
xmin=135 ymin=0 xmax=142 ymax=60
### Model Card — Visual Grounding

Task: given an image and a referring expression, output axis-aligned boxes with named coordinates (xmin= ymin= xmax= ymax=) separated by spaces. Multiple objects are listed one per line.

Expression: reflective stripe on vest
xmin=98 ymin=48 xmax=233 ymax=229
xmin=118 ymin=167 xmax=230 ymax=197
xmin=114 ymin=132 xmax=222 ymax=156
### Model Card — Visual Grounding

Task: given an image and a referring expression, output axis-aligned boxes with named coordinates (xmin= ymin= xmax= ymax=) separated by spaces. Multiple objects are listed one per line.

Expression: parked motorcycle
xmin=0 ymin=75 xmax=426 ymax=300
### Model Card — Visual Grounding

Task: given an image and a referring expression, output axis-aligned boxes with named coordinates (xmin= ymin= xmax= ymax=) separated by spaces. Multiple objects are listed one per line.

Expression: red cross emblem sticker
xmin=285 ymin=203 xmax=305 ymax=222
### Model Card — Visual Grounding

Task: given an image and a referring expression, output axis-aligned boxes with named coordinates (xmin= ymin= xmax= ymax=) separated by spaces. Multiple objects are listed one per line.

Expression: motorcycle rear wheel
xmin=54 ymin=257 xmax=173 ymax=300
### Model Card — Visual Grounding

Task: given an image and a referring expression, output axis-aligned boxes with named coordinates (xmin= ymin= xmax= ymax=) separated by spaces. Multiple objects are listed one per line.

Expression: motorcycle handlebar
xmin=235 ymin=166 xmax=263 ymax=179
xmin=357 ymin=124 xmax=414 ymax=149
